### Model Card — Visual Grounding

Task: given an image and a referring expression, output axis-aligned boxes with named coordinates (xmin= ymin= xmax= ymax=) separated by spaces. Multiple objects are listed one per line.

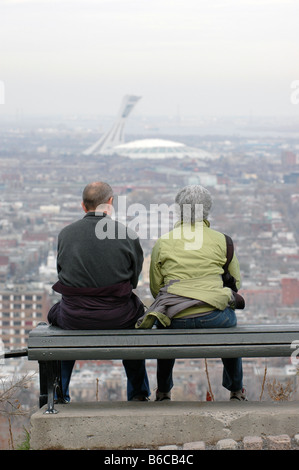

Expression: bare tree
xmin=0 ymin=373 xmax=35 ymax=449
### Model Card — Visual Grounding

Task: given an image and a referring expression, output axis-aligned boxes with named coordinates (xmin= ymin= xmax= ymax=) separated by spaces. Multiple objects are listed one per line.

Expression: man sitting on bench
xmin=47 ymin=181 xmax=150 ymax=402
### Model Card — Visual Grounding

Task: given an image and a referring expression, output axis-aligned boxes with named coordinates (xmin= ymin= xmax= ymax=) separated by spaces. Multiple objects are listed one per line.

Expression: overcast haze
xmin=0 ymin=0 xmax=299 ymax=118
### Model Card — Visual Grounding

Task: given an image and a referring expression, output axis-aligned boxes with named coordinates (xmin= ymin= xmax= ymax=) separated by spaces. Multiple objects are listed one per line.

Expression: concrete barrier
xmin=30 ymin=401 xmax=299 ymax=450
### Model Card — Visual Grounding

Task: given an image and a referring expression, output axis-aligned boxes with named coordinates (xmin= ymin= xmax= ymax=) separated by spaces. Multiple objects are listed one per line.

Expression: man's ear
xmin=102 ymin=197 xmax=114 ymax=216
xmin=81 ymin=202 xmax=88 ymax=213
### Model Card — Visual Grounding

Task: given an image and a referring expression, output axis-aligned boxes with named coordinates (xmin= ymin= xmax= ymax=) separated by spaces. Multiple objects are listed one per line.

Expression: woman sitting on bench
xmin=139 ymin=184 xmax=247 ymax=402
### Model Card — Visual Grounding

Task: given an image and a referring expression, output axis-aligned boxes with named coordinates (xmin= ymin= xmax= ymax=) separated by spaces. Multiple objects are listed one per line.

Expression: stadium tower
xmin=83 ymin=95 xmax=141 ymax=156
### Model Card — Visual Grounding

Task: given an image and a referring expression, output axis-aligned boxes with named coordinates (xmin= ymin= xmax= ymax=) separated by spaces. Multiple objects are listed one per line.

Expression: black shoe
xmin=130 ymin=395 xmax=149 ymax=401
xmin=54 ymin=397 xmax=70 ymax=404
xmin=230 ymin=388 xmax=248 ymax=401
xmin=155 ymin=390 xmax=171 ymax=401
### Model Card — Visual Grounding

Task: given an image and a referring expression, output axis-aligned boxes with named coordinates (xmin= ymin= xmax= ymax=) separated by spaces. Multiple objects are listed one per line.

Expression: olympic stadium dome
xmin=83 ymin=96 xmax=216 ymax=160
xmin=108 ymin=138 xmax=214 ymax=160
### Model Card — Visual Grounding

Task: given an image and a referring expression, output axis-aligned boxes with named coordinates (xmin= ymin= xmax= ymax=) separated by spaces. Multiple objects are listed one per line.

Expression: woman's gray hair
xmin=175 ymin=185 xmax=212 ymax=223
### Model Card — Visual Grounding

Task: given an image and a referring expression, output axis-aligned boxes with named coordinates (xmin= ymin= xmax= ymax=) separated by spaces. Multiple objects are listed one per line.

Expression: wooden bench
xmin=28 ymin=322 xmax=299 ymax=414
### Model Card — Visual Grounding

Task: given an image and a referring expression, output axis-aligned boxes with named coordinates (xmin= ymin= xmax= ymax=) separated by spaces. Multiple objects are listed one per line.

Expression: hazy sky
xmin=0 ymin=0 xmax=299 ymax=117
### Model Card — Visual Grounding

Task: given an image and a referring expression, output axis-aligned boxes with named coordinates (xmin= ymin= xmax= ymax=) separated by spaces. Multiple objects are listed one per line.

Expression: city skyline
xmin=0 ymin=102 xmax=299 ymax=447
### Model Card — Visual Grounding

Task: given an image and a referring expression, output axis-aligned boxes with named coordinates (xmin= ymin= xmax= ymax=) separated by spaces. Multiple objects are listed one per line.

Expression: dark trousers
xmin=155 ymin=308 xmax=244 ymax=394
xmin=60 ymin=359 xmax=150 ymax=401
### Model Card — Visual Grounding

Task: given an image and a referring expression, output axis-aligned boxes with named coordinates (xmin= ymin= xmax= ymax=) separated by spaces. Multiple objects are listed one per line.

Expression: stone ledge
xmin=30 ymin=401 xmax=299 ymax=450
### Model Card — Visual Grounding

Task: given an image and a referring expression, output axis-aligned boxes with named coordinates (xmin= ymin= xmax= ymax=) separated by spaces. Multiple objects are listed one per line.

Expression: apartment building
xmin=0 ymin=284 xmax=51 ymax=350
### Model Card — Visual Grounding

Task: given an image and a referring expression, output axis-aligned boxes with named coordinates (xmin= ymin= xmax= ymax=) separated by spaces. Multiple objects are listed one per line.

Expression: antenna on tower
xmin=83 ymin=95 xmax=141 ymax=156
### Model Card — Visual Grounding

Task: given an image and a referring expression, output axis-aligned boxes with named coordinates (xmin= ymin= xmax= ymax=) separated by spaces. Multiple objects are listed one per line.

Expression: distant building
xmin=0 ymin=285 xmax=51 ymax=350
xmin=283 ymin=172 xmax=299 ymax=184
xmin=83 ymin=95 xmax=141 ymax=156
xmin=241 ymin=286 xmax=281 ymax=309
xmin=281 ymin=150 xmax=297 ymax=166
xmin=83 ymin=95 xmax=214 ymax=160
xmin=109 ymin=138 xmax=214 ymax=160
xmin=281 ymin=277 xmax=299 ymax=306
xmin=0 ymin=256 xmax=9 ymax=283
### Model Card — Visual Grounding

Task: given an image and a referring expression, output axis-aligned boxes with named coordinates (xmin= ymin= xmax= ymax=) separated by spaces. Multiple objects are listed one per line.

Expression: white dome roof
xmin=116 ymin=138 xmax=184 ymax=149
xmin=109 ymin=138 xmax=214 ymax=160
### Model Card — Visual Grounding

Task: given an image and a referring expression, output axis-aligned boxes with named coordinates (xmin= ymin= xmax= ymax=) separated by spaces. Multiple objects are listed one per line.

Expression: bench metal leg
xmin=38 ymin=361 xmax=48 ymax=408
xmin=38 ymin=360 xmax=62 ymax=414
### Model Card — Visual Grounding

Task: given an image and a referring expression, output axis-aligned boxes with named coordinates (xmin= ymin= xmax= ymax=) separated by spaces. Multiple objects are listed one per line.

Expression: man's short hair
xmin=82 ymin=182 xmax=113 ymax=211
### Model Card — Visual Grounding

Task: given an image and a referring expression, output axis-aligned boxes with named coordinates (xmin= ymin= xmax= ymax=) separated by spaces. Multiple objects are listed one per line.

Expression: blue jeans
xmin=157 ymin=307 xmax=243 ymax=393
xmin=59 ymin=359 xmax=150 ymax=402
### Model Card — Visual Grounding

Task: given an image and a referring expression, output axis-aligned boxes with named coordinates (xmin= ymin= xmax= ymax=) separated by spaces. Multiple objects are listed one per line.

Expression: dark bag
xmin=222 ymin=234 xmax=245 ymax=309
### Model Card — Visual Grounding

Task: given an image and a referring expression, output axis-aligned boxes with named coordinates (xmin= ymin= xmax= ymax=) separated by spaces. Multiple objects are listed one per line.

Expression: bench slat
xmin=28 ymin=331 xmax=298 ymax=348
xmin=27 ymin=343 xmax=295 ymax=360
xmin=28 ymin=324 xmax=299 ymax=337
